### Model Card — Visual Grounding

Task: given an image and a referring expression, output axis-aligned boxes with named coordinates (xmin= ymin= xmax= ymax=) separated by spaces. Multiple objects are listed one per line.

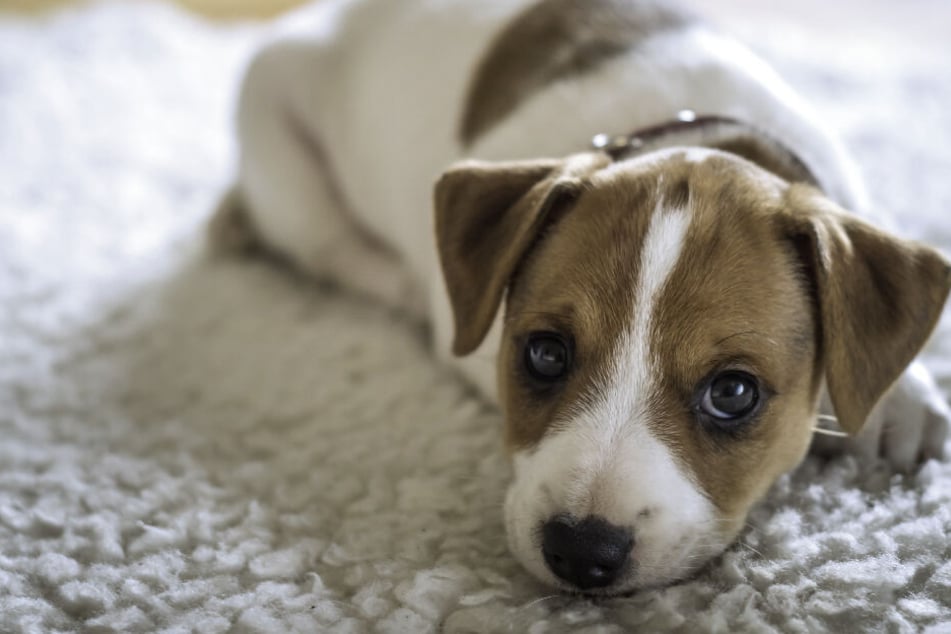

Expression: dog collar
xmin=591 ymin=109 xmax=821 ymax=188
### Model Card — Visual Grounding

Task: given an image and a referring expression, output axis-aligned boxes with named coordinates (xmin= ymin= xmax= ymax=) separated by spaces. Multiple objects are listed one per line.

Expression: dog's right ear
xmin=780 ymin=185 xmax=951 ymax=435
xmin=434 ymin=153 xmax=609 ymax=356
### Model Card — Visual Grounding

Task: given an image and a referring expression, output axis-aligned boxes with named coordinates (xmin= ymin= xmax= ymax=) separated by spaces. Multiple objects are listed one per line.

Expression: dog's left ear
xmin=434 ymin=152 xmax=609 ymax=356
xmin=780 ymin=185 xmax=951 ymax=434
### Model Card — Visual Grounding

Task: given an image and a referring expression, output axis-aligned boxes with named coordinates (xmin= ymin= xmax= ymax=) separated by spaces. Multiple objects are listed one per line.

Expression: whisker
xmin=813 ymin=413 xmax=848 ymax=437
xmin=518 ymin=594 xmax=563 ymax=610
xmin=733 ymin=541 xmax=765 ymax=558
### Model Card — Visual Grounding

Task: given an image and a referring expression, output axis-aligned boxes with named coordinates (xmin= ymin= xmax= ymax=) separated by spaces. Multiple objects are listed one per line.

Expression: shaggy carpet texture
xmin=2 ymin=2 xmax=951 ymax=632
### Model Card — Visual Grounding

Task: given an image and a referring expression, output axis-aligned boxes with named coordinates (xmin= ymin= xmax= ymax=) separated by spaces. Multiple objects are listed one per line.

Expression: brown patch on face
xmin=434 ymin=153 xmax=612 ymax=356
xmin=460 ymin=0 xmax=694 ymax=146
xmin=646 ymin=157 xmax=821 ymax=526
xmin=499 ymin=152 xmax=824 ymax=532
xmin=499 ymin=169 xmax=660 ymax=448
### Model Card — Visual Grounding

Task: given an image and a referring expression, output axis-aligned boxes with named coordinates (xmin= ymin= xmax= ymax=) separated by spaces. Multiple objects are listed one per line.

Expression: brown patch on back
xmin=460 ymin=0 xmax=693 ymax=146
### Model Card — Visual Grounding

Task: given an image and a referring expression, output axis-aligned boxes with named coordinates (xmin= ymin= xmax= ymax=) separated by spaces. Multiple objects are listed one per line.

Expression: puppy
xmin=212 ymin=0 xmax=951 ymax=595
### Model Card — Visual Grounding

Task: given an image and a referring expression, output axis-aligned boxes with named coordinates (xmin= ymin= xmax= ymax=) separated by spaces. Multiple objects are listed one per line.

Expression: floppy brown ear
xmin=782 ymin=185 xmax=951 ymax=434
xmin=434 ymin=153 xmax=609 ymax=356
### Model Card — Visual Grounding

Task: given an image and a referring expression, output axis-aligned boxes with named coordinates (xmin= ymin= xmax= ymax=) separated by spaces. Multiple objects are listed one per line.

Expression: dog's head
xmin=434 ymin=148 xmax=951 ymax=594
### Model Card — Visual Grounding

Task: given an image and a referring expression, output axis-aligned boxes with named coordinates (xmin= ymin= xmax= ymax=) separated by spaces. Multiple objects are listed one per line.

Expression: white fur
xmin=232 ymin=0 xmax=869 ymax=397
xmin=504 ymin=195 xmax=723 ymax=591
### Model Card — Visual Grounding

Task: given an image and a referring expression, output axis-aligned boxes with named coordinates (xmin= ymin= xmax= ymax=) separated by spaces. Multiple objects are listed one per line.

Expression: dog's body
xmin=215 ymin=0 xmax=951 ymax=595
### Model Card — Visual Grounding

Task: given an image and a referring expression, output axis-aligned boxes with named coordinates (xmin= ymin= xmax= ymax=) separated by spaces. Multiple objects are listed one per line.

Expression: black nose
xmin=541 ymin=515 xmax=633 ymax=590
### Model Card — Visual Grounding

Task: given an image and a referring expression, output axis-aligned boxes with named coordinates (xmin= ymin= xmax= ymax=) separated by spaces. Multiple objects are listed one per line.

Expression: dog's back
xmin=315 ymin=0 xmax=864 ymax=273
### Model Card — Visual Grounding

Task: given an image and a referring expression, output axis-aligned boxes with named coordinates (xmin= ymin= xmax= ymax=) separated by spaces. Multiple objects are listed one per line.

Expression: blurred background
xmin=1 ymin=0 xmax=946 ymax=59
xmin=1 ymin=0 xmax=296 ymax=17
xmin=0 ymin=1 xmax=949 ymax=631
xmin=4 ymin=0 xmax=302 ymax=16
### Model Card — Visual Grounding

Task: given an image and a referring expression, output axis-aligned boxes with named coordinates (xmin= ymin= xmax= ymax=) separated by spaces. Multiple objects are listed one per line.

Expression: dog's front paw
xmin=848 ymin=361 xmax=950 ymax=471
xmin=878 ymin=361 xmax=950 ymax=470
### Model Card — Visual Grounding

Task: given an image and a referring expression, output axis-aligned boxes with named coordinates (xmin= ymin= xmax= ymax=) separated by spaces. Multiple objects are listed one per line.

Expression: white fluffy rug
xmin=2 ymin=3 xmax=951 ymax=632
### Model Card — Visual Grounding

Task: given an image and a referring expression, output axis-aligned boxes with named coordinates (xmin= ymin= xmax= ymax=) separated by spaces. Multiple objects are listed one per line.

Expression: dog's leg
xmin=215 ymin=39 xmax=425 ymax=318
xmin=813 ymin=361 xmax=950 ymax=471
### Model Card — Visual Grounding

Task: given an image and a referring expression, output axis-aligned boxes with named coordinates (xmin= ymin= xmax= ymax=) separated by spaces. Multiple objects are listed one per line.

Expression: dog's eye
xmin=700 ymin=371 xmax=759 ymax=421
xmin=524 ymin=333 xmax=570 ymax=381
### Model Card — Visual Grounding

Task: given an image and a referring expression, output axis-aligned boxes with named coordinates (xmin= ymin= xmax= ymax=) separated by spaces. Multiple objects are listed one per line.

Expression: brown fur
xmin=646 ymin=160 xmax=820 ymax=522
xmin=459 ymin=0 xmax=693 ymax=146
xmin=498 ymin=166 xmax=658 ymax=447
xmin=777 ymin=186 xmax=951 ymax=433
xmin=434 ymin=149 xmax=951 ymax=529
xmin=710 ymin=136 xmax=819 ymax=188
xmin=434 ymin=153 xmax=611 ymax=355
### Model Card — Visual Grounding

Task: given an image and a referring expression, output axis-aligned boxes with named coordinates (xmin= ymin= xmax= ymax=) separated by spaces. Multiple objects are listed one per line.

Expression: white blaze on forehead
xmin=621 ymin=197 xmax=694 ymax=410
xmin=579 ymin=192 xmax=693 ymax=453
xmin=579 ymin=197 xmax=704 ymax=520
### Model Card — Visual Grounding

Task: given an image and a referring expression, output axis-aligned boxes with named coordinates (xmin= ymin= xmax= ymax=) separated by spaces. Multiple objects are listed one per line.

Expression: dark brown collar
xmin=592 ymin=110 xmax=820 ymax=189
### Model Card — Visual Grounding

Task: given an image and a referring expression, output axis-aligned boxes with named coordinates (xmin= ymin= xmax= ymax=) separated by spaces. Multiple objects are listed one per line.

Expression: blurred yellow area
xmin=0 ymin=0 xmax=308 ymax=18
